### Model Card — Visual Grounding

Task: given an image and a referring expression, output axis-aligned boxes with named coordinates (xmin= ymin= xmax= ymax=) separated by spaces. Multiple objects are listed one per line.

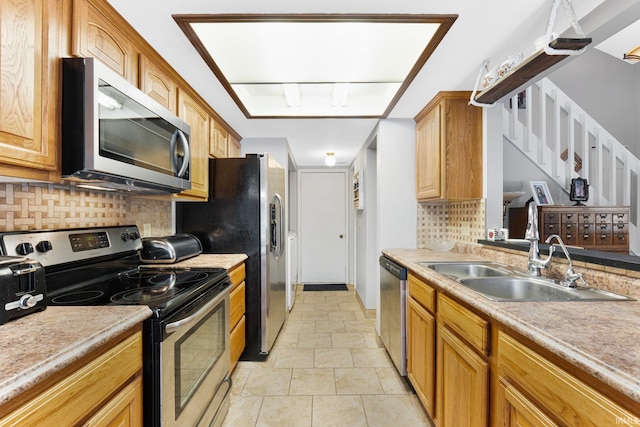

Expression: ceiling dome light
xmin=325 ymin=152 xmax=336 ymax=166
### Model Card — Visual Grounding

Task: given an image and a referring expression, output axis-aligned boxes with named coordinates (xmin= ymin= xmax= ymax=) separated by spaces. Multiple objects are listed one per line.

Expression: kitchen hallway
xmin=223 ymin=286 xmax=432 ymax=427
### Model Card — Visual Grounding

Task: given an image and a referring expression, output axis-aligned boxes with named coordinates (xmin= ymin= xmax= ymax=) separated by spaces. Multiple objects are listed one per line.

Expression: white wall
xmin=352 ymin=118 xmax=416 ymax=334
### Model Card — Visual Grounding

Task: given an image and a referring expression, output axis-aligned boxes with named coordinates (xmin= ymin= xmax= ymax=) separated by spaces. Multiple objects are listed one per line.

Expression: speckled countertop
xmin=383 ymin=248 xmax=640 ymax=404
xmin=0 ymin=306 xmax=151 ymax=406
xmin=163 ymin=253 xmax=247 ymax=270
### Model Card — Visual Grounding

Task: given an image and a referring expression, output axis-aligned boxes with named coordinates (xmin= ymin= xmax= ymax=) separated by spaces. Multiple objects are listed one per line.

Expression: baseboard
xmin=354 ymin=288 xmax=376 ymax=320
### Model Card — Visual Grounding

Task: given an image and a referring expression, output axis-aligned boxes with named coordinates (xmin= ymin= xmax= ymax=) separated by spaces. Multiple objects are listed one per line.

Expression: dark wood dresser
xmin=508 ymin=205 xmax=630 ymax=253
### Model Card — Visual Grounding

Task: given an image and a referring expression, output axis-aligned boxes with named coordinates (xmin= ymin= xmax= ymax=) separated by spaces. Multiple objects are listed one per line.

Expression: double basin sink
xmin=418 ymin=261 xmax=633 ymax=302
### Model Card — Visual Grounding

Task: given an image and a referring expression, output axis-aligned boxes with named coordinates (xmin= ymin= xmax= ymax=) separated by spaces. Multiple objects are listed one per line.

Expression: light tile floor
xmin=223 ymin=286 xmax=433 ymax=427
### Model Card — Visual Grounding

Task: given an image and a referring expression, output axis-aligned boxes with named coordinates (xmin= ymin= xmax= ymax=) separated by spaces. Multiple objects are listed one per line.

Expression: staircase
xmin=502 ymin=77 xmax=639 ymax=255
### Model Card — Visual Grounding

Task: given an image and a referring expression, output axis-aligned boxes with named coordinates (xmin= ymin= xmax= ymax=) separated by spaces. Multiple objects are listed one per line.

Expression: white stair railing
xmin=503 ymin=77 xmax=639 ymax=255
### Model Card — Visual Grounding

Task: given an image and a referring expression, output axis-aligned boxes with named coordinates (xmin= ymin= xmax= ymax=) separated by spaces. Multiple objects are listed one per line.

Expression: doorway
xmin=299 ymin=170 xmax=348 ymax=284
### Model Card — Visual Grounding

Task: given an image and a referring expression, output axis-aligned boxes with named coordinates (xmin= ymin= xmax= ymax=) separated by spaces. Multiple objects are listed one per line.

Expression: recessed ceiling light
xmin=174 ymin=14 xmax=457 ymax=118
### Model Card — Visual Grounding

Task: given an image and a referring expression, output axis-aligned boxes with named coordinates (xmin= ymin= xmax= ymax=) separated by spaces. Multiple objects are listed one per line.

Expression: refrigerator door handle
xmin=273 ymin=193 xmax=285 ymax=259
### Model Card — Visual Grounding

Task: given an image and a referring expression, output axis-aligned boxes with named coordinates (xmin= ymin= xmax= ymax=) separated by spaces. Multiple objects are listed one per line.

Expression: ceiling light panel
xmin=176 ymin=14 xmax=457 ymax=117
xmin=190 ymin=22 xmax=440 ymax=84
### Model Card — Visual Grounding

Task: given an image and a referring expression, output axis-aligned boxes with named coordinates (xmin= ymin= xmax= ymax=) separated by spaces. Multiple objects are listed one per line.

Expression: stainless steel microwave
xmin=62 ymin=57 xmax=191 ymax=194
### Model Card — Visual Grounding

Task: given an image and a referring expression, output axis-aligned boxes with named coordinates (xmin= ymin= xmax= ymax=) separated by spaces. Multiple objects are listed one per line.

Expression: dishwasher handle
xmin=379 ymin=256 xmax=407 ymax=280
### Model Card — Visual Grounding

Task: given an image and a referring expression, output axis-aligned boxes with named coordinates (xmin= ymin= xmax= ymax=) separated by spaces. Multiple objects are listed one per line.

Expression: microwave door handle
xmin=170 ymin=129 xmax=191 ymax=178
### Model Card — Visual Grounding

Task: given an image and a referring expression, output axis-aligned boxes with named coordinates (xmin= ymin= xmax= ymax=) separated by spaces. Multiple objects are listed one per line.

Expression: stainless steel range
xmin=0 ymin=226 xmax=232 ymax=427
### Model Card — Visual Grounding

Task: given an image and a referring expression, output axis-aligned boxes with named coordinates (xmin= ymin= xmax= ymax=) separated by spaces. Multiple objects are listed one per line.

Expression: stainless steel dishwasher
xmin=379 ymin=255 xmax=408 ymax=376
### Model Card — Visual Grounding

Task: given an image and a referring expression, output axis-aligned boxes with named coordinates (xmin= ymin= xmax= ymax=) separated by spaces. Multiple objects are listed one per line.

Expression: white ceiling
xmin=105 ymin=0 xmax=620 ymax=167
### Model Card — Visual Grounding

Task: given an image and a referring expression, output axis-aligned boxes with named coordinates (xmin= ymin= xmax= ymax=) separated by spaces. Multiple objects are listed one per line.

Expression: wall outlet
xmin=142 ymin=223 xmax=152 ymax=236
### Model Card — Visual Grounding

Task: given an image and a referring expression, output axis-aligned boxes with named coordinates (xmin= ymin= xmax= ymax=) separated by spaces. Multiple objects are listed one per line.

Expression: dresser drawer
xmin=578 ymin=212 xmax=594 ymax=224
xmin=543 ymin=223 xmax=559 ymax=235
xmin=613 ymin=212 xmax=629 ymax=224
xmin=438 ymin=294 xmax=489 ymax=356
xmin=561 ymin=212 xmax=578 ymax=224
xmin=409 ymin=272 xmax=436 ymax=313
xmin=543 ymin=212 xmax=560 ymax=223
xmin=595 ymin=212 xmax=612 ymax=224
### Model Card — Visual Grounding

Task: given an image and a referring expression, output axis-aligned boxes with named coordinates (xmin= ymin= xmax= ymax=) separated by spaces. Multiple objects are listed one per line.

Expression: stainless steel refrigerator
xmin=176 ymin=153 xmax=286 ymax=361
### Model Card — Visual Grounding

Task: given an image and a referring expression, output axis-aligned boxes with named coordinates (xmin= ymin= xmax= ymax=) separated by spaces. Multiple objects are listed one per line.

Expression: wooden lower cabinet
xmin=0 ymin=330 xmax=143 ymax=426
xmin=495 ymin=376 xmax=558 ymax=427
xmin=495 ymin=330 xmax=637 ymax=427
xmin=407 ymin=292 xmax=436 ymax=418
xmin=83 ymin=375 xmax=143 ymax=427
xmin=436 ymin=325 xmax=489 ymax=427
xmin=229 ymin=262 xmax=246 ymax=371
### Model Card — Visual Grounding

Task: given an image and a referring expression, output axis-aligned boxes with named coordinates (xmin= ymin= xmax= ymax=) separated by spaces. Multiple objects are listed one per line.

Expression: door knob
xmin=339 ymin=234 xmax=344 ymax=239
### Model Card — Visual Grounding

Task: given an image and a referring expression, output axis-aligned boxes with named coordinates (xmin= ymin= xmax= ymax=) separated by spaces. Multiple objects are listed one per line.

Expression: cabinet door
xmin=494 ymin=376 xmax=558 ymax=427
xmin=436 ymin=325 xmax=489 ymax=427
xmin=83 ymin=375 xmax=143 ymax=427
xmin=72 ymin=0 xmax=138 ymax=85
xmin=210 ymin=120 xmax=228 ymax=158
xmin=177 ymin=90 xmax=209 ymax=200
xmin=140 ymin=54 xmax=177 ymax=114
xmin=228 ymin=134 xmax=241 ymax=158
xmin=0 ymin=0 xmax=60 ymax=180
xmin=407 ymin=297 xmax=436 ymax=418
xmin=416 ymin=104 xmax=442 ymax=200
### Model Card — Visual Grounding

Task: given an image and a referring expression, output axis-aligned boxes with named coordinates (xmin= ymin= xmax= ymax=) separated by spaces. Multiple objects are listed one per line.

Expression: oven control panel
xmin=0 ymin=226 xmax=142 ymax=267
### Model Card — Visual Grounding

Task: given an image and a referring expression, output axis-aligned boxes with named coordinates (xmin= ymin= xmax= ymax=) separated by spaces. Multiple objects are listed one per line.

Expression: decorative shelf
xmin=474 ymin=38 xmax=592 ymax=105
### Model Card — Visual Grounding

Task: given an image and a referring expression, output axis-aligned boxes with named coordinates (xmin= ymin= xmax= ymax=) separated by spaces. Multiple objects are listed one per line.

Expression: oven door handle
xmin=165 ymin=284 xmax=229 ymax=334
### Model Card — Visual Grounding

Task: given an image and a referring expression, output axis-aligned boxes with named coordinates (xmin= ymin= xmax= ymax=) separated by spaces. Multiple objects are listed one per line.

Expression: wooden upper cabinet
xmin=177 ymin=90 xmax=209 ymax=200
xmin=415 ymin=91 xmax=482 ymax=201
xmin=228 ymin=134 xmax=241 ymax=158
xmin=140 ymin=54 xmax=178 ymax=114
xmin=71 ymin=0 xmax=138 ymax=85
xmin=0 ymin=0 xmax=61 ymax=181
xmin=210 ymin=120 xmax=228 ymax=158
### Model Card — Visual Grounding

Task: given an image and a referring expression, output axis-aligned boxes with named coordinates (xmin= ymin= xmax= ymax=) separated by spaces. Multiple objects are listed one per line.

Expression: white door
xmin=299 ymin=170 xmax=348 ymax=284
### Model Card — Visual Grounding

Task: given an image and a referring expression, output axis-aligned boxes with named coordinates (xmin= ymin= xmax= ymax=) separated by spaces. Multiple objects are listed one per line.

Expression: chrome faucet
xmin=525 ymin=203 xmax=554 ymax=276
xmin=545 ymin=234 xmax=585 ymax=287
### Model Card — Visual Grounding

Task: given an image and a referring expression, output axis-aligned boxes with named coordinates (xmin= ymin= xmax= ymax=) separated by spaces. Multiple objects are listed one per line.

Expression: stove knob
xmin=19 ymin=294 xmax=37 ymax=309
xmin=36 ymin=240 xmax=53 ymax=253
xmin=130 ymin=231 xmax=140 ymax=240
xmin=16 ymin=242 xmax=34 ymax=256
xmin=121 ymin=233 xmax=130 ymax=242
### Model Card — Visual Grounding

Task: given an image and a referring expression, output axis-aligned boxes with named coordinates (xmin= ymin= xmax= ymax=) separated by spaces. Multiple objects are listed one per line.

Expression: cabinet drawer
xmin=543 ymin=223 xmax=559 ymax=235
xmin=409 ymin=272 xmax=436 ymax=313
xmin=578 ymin=230 xmax=595 ymax=246
xmin=229 ymin=263 xmax=246 ymax=290
xmin=543 ymin=212 xmax=560 ymax=223
xmin=561 ymin=213 xmax=578 ymax=224
xmin=595 ymin=213 xmax=612 ymax=224
xmin=498 ymin=331 xmax=635 ymax=426
xmin=438 ymin=294 xmax=489 ymax=355
xmin=578 ymin=212 xmax=594 ymax=224
xmin=596 ymin=225 xmax=613 ymax=245
xmin=230 ymin=315 xmax=246 ymax=372
xmin=613 ymin=212 xmax=629 ymax=224
xmin=230 ymin=281 xmax=246 ymax=329
xmin=613 ymin=231 xmax=629 ymax=246
xmin=559 ymin=229 xmax=578 ymax=246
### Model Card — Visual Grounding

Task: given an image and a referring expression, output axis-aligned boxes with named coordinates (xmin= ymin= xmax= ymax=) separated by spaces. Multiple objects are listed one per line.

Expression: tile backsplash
xmin=417 ymin=199 xmax=486 ymax=247
xmin=0 ymin=183 xmax=172 ymax=236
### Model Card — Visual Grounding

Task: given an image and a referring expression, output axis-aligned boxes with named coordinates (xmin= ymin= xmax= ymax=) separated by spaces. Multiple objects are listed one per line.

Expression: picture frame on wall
xmin=529 ymin=181 xmax=554 ymax=205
